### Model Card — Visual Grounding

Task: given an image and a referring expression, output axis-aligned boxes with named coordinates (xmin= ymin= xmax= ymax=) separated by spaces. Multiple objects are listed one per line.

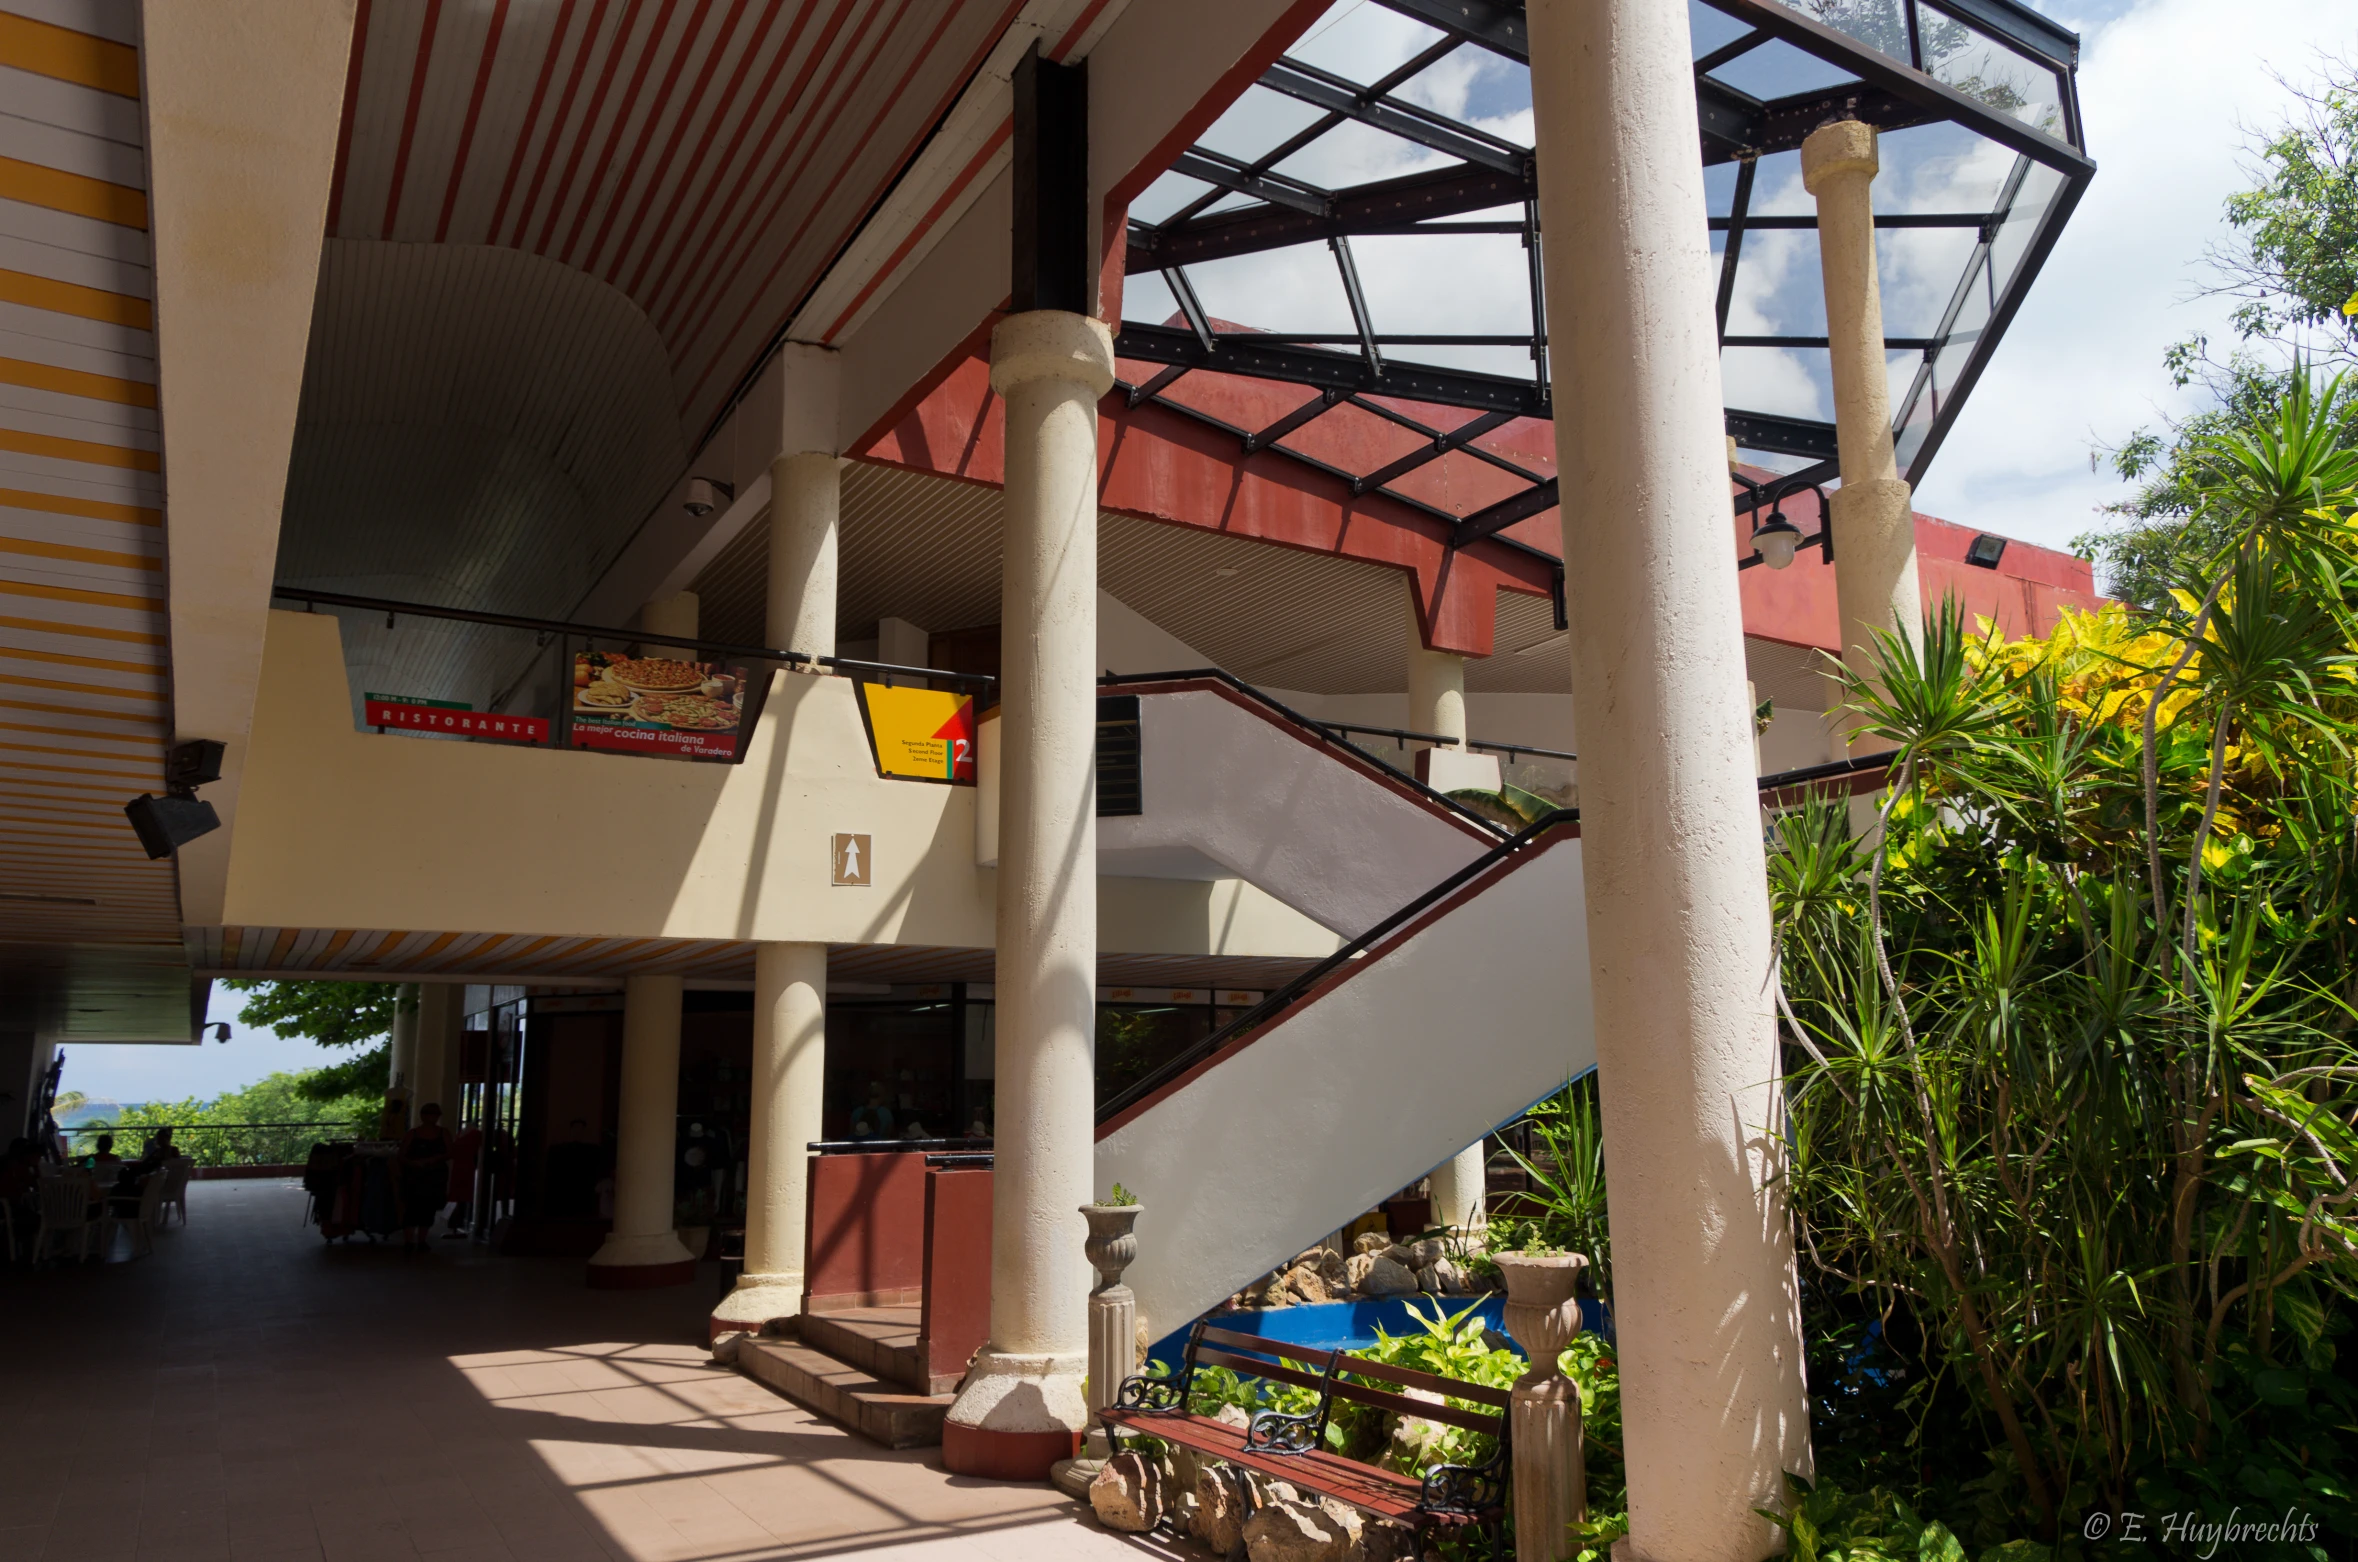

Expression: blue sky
xmin=61 ymin=987 xmax=353 ymax=1108
xmin=1914 ymin=0 xmax=2358 ymax=556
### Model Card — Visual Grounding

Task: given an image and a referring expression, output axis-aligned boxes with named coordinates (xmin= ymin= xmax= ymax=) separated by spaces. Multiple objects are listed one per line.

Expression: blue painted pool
xmin=1147 ymin=1293 xmax=1611 ymax=1370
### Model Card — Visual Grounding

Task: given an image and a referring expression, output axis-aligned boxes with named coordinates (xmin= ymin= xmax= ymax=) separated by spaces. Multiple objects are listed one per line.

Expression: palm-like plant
xmin=1774 ymin=375 xmax=2358 ymax=1538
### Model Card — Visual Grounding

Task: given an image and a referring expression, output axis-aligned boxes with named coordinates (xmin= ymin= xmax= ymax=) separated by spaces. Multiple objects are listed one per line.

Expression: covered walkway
xmin=0 ymin=1182 xmax=1142 ymax=1562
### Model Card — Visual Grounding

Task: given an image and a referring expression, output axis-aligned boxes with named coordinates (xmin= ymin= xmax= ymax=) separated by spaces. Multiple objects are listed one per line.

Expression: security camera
xmin=683 ymin=476 xmax=734 ymax=517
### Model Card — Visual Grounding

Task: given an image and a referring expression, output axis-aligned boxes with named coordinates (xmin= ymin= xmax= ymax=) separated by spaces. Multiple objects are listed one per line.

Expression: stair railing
xmin=1093 ymin=749 xmax=1893 ymax=1126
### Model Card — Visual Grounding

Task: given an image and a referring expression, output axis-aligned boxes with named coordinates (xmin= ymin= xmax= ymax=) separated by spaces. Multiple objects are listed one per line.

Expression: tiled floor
xmin=0 ymin=1180 xmax=1158 ymax=1562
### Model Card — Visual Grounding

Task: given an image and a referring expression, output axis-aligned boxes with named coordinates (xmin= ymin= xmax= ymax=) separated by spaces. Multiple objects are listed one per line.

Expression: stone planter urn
xmin=1080 ymin=1202 xmax=1143 ymax=1422
xmin=1493 ymin=1251 xmax=1588 ymax=1562
xmin=1081 ymin=1202 xmax=1142 ymax=1293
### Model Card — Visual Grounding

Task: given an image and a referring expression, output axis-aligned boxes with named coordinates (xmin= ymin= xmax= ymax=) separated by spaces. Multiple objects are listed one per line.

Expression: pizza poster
xmin=569 ymin=652 xmax=747 ymax=759
xmin=856 ymin=683 xmax=976 ymax=784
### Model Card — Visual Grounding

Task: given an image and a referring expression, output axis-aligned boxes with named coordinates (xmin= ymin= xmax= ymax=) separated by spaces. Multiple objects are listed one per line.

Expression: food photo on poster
xmin=569 ymin=651 xmax=748 ymax=759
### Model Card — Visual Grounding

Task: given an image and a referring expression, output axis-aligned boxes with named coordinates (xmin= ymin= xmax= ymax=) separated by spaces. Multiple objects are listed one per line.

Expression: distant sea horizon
xmin=56 ymin=1099 xmax=156 ymax=1127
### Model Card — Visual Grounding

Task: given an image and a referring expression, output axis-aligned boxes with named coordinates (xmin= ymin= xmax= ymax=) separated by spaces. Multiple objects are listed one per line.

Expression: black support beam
xmin=1011 ymin=46 xmax=1089 ymax=313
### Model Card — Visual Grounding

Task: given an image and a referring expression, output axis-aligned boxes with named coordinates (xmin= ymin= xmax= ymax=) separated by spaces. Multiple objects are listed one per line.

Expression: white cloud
xmin=1911 ymin=0 xmax=2358 ymax=560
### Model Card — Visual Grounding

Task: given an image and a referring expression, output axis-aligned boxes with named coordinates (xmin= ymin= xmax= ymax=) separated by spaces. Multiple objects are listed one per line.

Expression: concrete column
xmin=1406 ymin=602 xmax=1467 ymax=750
xmin=1407 ymin=588 xmax=1501 ymax=794
xmin=588 ymin=974 xmax=695 ymax=1288
xmin=711 ymin=942 xmax=827 ymax=1341
xmin=641 ymin=590 xmax=700 ymax=663
xmin=769 ymin=341 xmax=841 ymax=662
xmin=1428 ymin=1142 xmax=1489 ymax=1234
xmin=1804 ymin=119 xmax=1919 ymax=757
xmin=412 ymin=982 xmax=463 ymax=1120
xmin=1527 ymin=2 xmax=1812 ymax=1559
xmin=384 ymin=984 xmax=419 ymax=1130
xmin=941 ymin=310 xmax=1113 ymax=1481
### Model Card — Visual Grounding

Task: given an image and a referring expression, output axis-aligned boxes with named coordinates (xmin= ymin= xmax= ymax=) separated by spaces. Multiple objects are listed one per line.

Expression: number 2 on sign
xmin=951 ymin=737 xmax=971 ymax=777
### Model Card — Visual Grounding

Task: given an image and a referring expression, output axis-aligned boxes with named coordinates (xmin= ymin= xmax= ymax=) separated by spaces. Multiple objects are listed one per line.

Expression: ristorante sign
xmin=364 ymin=693 xmax=549 ymax=744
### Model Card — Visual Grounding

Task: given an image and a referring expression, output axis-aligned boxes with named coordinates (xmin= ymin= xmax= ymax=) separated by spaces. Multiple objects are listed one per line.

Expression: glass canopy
xmin=1115 ymin=0 xmax=2091 ymax=551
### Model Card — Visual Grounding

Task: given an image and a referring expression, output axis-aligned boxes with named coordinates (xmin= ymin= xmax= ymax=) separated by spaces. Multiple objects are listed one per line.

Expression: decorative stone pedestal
xmin=1082 ymin=1201 xmax=1142 ymax=1415
xmin=1495 ymin=1251 xmax=1588 ymax=1562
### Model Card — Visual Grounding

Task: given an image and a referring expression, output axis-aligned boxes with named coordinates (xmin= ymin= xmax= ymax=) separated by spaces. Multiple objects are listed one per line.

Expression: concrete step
xmin=799 ymin=1306 xmax=941 ymax=1393
xmin=738 ymin=1338 xmax=952 ymax=1449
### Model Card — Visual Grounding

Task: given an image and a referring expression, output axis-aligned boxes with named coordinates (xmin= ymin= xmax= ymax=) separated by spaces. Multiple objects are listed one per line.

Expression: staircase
xmin=737 ymin=1308 xmax=957 ymax=1448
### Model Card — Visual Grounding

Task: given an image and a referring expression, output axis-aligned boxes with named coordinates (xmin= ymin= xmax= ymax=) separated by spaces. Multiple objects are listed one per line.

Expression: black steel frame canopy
xmin=1114 ymin=0 xmax=2093 ymax=556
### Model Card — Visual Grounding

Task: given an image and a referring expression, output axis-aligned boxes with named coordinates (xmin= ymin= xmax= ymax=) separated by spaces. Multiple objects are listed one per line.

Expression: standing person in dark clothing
xmin=397 ymin=1104 xmax=453 ymax=1250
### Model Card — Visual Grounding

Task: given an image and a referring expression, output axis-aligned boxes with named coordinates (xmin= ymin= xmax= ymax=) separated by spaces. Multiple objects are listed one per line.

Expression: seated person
xmin=847 ymin=1083 xmax=894 ymax=1140
xmin=86 ymin=1134 xmax=122 ymax=1185
xmin=134 ymin=1126 xmax=177 ymax=1172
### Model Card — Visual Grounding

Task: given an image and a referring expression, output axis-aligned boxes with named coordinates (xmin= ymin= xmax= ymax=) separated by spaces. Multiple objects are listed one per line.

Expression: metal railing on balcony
xmin=270 ymin=586 xmax=995 ymax=766
xmin=61 ymin=1122 xmax=366 ymax=1169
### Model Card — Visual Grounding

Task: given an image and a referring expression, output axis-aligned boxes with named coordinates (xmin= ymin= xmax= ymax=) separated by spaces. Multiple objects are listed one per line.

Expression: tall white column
xmin=588 ymin=974 xmax=695 ymax=1287
xmin=1804 ymin=119 xmax=1919 ymax=756
xmin=711 ymin=342 xmax=841 ymax=1344
xmin=384 ymin=984 xmax=419 ymax=1130
xmin=413 ymin=982 xmax=463 ymax=1119
xmin=768 ymin=341 xmax=841 ymax=662
xmin=1528 ymin=2 xmax=1812 ymax=1558
xmin=712 ymin=943 xmax=827 ymax=1339
xmin=941 ymin=310 xmax=1113 ymax=1480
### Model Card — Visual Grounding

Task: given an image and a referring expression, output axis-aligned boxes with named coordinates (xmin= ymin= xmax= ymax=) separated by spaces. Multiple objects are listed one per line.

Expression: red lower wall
xmin=804 ymin=1151 xmax=929 ymax=1308
xmin=923 ymin=1166 xmax=993 ymax=1383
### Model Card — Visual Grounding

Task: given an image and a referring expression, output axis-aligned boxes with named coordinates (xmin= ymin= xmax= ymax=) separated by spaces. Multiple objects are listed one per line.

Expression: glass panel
xmin=1127 ymin=171 xmax=1213 ymax=227
xmin=1351 ymin=231 xmax=1533 ymax=377
xmin=1285 ymin=0 xmax=1446 ymax=83
xmin=1270 ymin=116 xmax=1456 ymax=190
xmin=1873 ymin=120 xmax=2012 ymax=221
xmin=1121 ymin=269 xmax=1179 ymax=329
xmin=1721 ymin=227 xmax=1829 ymax=338
xmin=1918 ymin=4 xmax=2068 ymax=141
xmin=1192 ymin=84 xmax=1328 ymax=164
xmin=1892 ymin=353 xmax=1937 ymax=472
xmin=1721 ymin=345 xmax=1833 ymax=422
xmin=1689 ymin=0 xmax=1759 ymax=57
xmin=1706 ymin=35 xmax=1861 ymax=99
xmin=1181 ymin=246 xmax=1356 ymax=337
xmin=1776 ymin=0 xmax=1911 ymax=63
xmin=1986 ymin=157 xmax=2066 ymax=301
xmin=1874 ymin=225 xmax=1978 ymax=338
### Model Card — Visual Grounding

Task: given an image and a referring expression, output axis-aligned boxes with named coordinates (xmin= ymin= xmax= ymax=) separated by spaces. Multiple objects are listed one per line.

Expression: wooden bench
xmin=1100 ymin=1320 xmax=1509 ymax=1552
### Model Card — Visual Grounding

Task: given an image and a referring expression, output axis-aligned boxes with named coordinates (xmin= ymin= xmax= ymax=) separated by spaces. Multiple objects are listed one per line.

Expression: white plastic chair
xmin=159 ymin=1156 xmax=193 ymax=1226
xmin=32 ymin=1173 xmax=93 ymax=1264
xmin=103 ymin=1170 xmax=165 ymax=1259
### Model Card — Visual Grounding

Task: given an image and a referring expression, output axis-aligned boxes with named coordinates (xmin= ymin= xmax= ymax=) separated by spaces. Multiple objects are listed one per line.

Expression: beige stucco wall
xmin=220 ymin=610 xmax=1336 ymax=961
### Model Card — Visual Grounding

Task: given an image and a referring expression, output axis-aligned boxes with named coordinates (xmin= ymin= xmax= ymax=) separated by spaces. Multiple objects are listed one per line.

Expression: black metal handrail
xmin=271 ymin=586 xmax=816 ymax=668
xmin=1093 ymin=747 xmax=1894 ymax=1125
xmin=1317 ymin=719 xmax=1575 ymax=764
xmin=808 ymin=1136 xmax=993 ymax=1155
xmin=1094 ymin=668 xmax=1516 ymax=837
xmin=271 ymin=586 xmax=1003 ymax=690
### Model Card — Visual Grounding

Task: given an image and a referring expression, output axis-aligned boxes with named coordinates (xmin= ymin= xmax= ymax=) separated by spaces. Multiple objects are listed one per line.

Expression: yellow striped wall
xmin=0 ymin=0 xmax=176 ymax=956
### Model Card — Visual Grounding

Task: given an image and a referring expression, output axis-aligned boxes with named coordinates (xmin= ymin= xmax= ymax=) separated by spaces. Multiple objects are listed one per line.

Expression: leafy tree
xmin=2081 ymin=61 xmax=2358 ymax=602
xmin=65 ymin=1071 xmax=380 ymax=1166
xmin=218 ymin=979 xmax=401 ymax=1103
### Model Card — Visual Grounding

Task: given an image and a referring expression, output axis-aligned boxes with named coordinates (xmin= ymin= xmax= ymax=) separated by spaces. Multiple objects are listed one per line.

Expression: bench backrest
xmin=1186 ymin=1323 xmax=1511 ymax=1442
